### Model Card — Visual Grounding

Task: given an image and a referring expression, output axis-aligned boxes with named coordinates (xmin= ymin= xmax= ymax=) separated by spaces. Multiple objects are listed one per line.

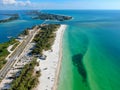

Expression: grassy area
xmin=10 ymin=41 xmax=20 ymax=51
xmin=32 ymin=24 xmax=60 ymax=55
xmin=0 ymin=39 xmax=17 ymax=69
xmin=10 ymin=58 xmax=40 ymax=90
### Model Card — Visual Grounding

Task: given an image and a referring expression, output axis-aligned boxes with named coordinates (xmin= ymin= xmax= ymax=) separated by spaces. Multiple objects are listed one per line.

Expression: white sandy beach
xmin=34 ymin=25 xmax=67 ymax=90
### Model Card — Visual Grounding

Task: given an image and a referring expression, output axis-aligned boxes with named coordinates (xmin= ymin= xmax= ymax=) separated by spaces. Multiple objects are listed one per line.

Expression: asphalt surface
xmin=0 ymin=26 xmax=39 ymax=79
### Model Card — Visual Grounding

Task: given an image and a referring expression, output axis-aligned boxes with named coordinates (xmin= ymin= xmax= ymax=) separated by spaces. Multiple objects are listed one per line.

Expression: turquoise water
xmin=57 ymin=10 xmax=120 ymax=90
xmin=0 ymin=10 xmax=120 ymax=90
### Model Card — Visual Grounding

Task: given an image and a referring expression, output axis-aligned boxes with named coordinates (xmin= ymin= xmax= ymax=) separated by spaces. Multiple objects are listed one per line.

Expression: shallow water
xmin=57 ymin=10 xmax=120 ymax=90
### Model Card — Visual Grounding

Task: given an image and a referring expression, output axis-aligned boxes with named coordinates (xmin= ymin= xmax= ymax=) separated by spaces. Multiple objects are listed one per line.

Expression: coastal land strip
xmin=34 ymin=25 xmax=67 ymax=90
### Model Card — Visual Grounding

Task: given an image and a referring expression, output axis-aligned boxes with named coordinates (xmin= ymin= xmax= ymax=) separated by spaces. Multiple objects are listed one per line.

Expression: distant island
xmin=0 ymin=14 xmax=19 ymax=23
xmin=27 ymin=11 xmax=72 ymax=21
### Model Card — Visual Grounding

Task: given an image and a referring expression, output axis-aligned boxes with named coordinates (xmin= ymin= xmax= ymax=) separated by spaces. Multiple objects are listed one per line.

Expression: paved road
xmin=0 ymin=26 xmax=39 ymax=79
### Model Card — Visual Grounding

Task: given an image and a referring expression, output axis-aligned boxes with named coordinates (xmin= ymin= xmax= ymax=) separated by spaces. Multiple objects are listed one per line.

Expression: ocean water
xmin=0 ymin=15 xmax=10 ymax=20
xmin=0 ymin=10 xmax=43 ymax=43
xmin=0 ymin=10 xmax=120 ymax=90
xmin=55 ymin=10 xmax=120 ymax=90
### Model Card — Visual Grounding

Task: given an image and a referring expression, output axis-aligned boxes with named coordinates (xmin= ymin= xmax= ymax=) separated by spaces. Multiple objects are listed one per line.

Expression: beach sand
xmin=34 ymin=25 xmax=67 ymax=90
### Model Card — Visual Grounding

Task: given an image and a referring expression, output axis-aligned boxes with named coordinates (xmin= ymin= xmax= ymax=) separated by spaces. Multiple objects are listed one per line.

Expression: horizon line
xmin=1 ymin=9 xmax=120 ymax=11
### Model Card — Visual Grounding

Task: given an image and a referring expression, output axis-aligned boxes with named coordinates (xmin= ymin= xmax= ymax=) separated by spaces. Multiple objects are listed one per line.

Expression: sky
xmin=0 ymin=0 xmax=120 ymax=10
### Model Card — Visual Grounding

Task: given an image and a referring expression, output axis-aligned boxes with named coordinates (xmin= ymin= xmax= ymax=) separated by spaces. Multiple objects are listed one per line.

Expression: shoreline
xmin=52 ymin=25 xmax=66 ymax=90
xmin=0 ymin=26 xmax=40 ymax=89
xmin=34 ymin=25 xmax=67 ymax=90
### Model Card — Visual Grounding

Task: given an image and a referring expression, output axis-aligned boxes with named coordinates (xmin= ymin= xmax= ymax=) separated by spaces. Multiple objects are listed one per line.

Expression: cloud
xmin=2 ymin=0 xmax=16 ymax=5
xmin=1 ymin=0 xmax=120 ymax=10
xmin=0 ymin=0 xmax=31 ymax=6
xmin=16 ymin=0 xmax=31 ymax=6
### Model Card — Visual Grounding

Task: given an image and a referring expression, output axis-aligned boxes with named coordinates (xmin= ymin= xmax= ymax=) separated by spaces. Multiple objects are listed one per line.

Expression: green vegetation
xmin=28 ymin=11 xmax=72 ymax=21
xmin=19 ymin=26 xmax=37 ymax=36
xmin=0 ymin=39 xmax=17 ymax=69
xmin=10 ymin=41 xmax=20 ymax=51
xmin=32 ymin=24 xmax=60 ymax=55
xmin=21 ymin=29 xmax=29 ymax=36
xmin=33 ymin=13 xmax=72 ymax=21
xmin=0 ymin=24 xmax=60 ymax=89
xmin=0 ymin=14 xmax=19 ymax=23
xmin=10 ymin=58 xmax=40 ymax=90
